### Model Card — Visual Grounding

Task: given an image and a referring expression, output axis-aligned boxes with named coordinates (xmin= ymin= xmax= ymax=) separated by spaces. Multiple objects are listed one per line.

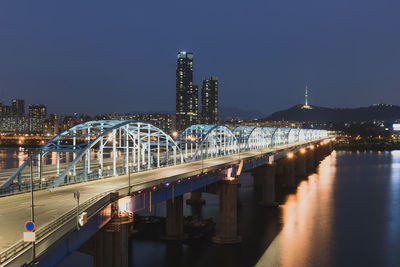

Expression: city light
xmin=287 ymin=152 xmax=294 ymax=159
xmin=300 ymin=148 xmax=306 ymax=154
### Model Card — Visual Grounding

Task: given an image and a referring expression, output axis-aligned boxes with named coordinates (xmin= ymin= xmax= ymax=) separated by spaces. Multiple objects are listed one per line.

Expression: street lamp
xmin=74 ymin=191 xmax=80 ymax=230
xmin=29 ymin=157 xmax=36 ymax=262
xmin=201 ymin=141 xmax=204 ymax=173
xmin=128 ymin=157 xmax=131 ymax=195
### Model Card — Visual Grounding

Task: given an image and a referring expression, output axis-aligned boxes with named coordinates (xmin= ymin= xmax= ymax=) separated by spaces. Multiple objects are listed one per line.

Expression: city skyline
xmin=2 ymin=1 xmax=400 ymax=116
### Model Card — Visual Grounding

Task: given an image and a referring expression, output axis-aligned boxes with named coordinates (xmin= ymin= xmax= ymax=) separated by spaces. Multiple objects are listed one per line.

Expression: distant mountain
xmin=220 ymin=106 xmax=266 ymax=120
xmin=264 ymin=104 xmax=400 ymax=122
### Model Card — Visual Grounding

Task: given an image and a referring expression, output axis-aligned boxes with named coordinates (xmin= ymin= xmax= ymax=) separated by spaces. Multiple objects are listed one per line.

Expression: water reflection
xmin=385 ymin=151 xmax=400 ymax=264
xmin=0 ymin=147 xmax=35 ymax=170
xmin=257 ymin=152 xmax=336 ymax=267
xmin=17 ymin=147 xmax=29 ymax=167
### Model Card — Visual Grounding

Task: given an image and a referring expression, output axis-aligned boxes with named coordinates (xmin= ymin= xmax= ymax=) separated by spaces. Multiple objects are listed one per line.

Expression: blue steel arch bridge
xmin=0 ymin=121 xmax=327 ymax=195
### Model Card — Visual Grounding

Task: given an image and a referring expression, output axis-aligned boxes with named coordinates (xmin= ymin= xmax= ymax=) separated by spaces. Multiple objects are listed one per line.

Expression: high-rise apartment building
xmin=201 ymin=76 xmax=219 ymax=124
xmin=12 ymin=99 xmax=25 ymax=115
xmin=175 ymin=51 xmax=198 ymax=131
xmin=28 ymin=104 xmax=47 ymax=117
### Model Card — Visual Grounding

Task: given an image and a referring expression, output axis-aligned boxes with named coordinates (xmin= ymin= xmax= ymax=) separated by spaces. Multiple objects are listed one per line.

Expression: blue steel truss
xmin=177 ymin=124 xmax=238 ymax=161
xmin=0 ymin=121 xmax=328 ymax=193
xmin=0 ymin=120 xmax=184 ymax=190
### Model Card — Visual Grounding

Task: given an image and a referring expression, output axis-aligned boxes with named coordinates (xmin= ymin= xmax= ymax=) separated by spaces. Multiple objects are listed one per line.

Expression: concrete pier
xmin=254 ymin=163 xmax=277 ymax=207
xmin=314 ymin=145 xmax=323 ymax=167
xmin=283 ymin=157 xmax=296 ymax=188
xmin=305 ymin=147 xmax=316 ymax=172
xmin=186 ymin=188 xmax=205 ymax=205
xmin=163 ymin=195 xmax=187 ymax=240
xmin=212 ymin=178 xmax=242 ymax=244
xmin=295 ymin=152 xmax=307 ymax=178
xmin=79 ymin=218 xmax=130 ymax=267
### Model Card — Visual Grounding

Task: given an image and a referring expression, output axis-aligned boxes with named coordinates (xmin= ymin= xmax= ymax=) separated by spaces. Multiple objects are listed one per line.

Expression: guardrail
xmin=0 ymin=192 xmax=112 ymax=266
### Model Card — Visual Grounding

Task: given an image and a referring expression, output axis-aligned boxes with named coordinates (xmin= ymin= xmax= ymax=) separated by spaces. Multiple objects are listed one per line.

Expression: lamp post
xmin=128 ymin=156 xmax=131 ymax=195
xmin=30 ymin=157 xmax=36 ymax=262
xmin=201 ymin=141 xmax=204 ymax=173
xmin=238 ymin=130 xmax=242 ymax=161
xmin=74 ymin=191 xmax=80 ymax=230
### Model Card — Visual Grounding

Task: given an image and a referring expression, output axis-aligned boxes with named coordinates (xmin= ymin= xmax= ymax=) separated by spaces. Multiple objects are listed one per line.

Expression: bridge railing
xmin=0 ymin=191 xmax=113 ymax=266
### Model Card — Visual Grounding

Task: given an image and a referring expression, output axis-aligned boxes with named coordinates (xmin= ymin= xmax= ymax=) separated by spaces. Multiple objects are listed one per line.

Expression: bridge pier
xmin=212 ymin=178 xmax=242 ymax=244
xmin=314 ymin=145 xmax=323 ymax=167
xmin=186 ymin=189 xmax=205 ymax=223
xmin=186 ymin=188 xmax=205 ymax=205
xmin=79 ymin=218 xmax=130 ymax=267
xmin=305 ymin=147 xmax=316 ymax=172
xmin=254 ymin=163 xmax=277 ymax=207
xmin=282 ymin=157 xmax=296 ymax=188
xmin=295 ymin=152 xmax=307 ymax=178
xmin=163 ymin=195 xmax=187 ymax=240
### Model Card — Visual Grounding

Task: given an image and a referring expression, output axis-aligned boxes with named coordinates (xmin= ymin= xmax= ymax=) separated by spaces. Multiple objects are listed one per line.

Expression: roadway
xmin=0 ymin=142 xmax=310 ymax=254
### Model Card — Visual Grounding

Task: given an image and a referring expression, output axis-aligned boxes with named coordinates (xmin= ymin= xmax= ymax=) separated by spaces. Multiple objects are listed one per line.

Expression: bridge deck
xmin=0 ymin=142 xmax=311 ymax=254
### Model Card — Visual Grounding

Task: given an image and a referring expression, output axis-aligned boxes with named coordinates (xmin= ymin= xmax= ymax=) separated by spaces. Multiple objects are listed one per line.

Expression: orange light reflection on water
xmin=257 ymin=151 xmax=337 ymax=267
xmin=17 ymin=147 xmax=29 ymax=167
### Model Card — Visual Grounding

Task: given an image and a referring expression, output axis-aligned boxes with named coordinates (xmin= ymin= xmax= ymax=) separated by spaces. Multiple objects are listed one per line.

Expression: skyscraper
xmin=201 ymin=76 xmax=219 ymax=124
xmin=175 ymin=51 xmax=198 ymax=131
xmin=28 ymin=104 xmax=47 ymax=133
xmin=12 ymin=99 xmax=25 ymax=115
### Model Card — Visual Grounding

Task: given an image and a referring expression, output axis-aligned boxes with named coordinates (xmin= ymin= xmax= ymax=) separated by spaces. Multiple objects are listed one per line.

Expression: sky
xmin=0 ymin=0 xmax=400 ymax=116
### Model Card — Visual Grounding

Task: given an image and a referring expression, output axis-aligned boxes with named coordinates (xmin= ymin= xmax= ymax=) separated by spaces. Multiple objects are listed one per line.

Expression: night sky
xmin=1 ymin=0 xmax=400 ymax=116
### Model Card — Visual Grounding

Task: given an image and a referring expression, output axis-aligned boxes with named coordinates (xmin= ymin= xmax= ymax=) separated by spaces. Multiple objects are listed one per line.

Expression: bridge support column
xmin=186 ymin=189 xmax=205 ymax=222
xmin=314 ymin=146 xmax=323 ymax=167
xmin=275 ymin=159 xmax=285 ymax=177
xmin=295 ymin=152 xmax=307 ymax=178
xmin=79 ymin=219 xmax=129 ymax=267
xmin=305 ymin=148 xmax=315 ymax=172
xmin=163 ymin=195 xmax=186 ymax=240
xmin=186 ymin=189 xmax=205 ymax=205
xmin=212 ymin=178 xmax=242 ymax=244
xmin=283 ymin=157 xmax=296 ymax=188
xmin=254 ymin=163 xmax=277 ymax=207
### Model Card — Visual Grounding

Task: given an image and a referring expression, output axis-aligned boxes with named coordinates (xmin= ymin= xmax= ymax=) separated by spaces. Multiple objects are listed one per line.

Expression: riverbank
xmin=335 ymin=138 xmax=400 ymax=151
xmin=0 ymin=139 xmax=48 ymax=147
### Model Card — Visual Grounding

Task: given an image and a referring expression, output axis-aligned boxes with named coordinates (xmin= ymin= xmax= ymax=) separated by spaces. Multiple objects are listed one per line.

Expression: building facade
xmin=28 ymin=104 xmax=47 ymax=117
xmin=28 ymin=105 xmax=47 ymax=133
xmin=201 ymin=76 xmax=219 ymax=124
xmin=12 ymin=99 xmax=25 ymax=115
xmin=175 ymin=51 xmax=198 ymax=131
xmin=94 ymin=113 xmax=175 ymax=134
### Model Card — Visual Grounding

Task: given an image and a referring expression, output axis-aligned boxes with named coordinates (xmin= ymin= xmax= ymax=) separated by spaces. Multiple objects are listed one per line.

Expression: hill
xmin=264 ymin=104 xmax=400 ymax=122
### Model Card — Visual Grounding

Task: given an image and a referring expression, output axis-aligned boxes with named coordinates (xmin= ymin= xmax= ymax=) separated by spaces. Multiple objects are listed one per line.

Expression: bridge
xmin=0 ymin=121 xmax=334 ymax=267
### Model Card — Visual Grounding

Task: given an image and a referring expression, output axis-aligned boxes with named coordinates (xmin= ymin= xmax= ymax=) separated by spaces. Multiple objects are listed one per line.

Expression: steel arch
xmin=1 ymin=120 xmax=184 ymax=189
xmin=233 ymin=126 xmax=270 ymax=150
xmin=177 ymin=124 xmax=238 ymax=161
